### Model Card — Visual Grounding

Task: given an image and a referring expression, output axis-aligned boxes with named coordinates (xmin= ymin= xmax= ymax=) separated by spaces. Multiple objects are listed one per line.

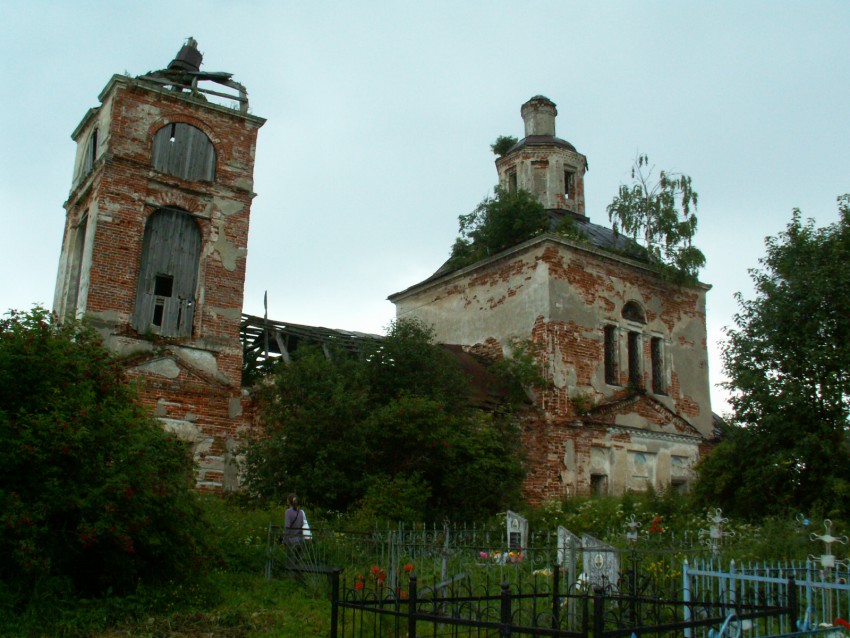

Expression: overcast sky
xmin=1 ymin=1 xmax=848 ymax=415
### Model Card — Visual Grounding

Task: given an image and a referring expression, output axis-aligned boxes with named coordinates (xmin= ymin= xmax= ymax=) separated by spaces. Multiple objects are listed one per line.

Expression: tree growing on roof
xmin=694 ymin=195 xmax=850 ymax=519
xmin=448 ymin=187 xmax=549 ymax=271
xmin=606 ymin=153 xmax=706 ymax=280
xmin=490 ymin=135 xmax=518 ymax=157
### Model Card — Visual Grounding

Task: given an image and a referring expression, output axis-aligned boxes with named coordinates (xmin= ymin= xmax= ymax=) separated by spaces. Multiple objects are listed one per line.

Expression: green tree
xmin=0 ymin=308 xmax=210 ymax=597
xmin=449 ymin=187 xmax=549 ymax=270
xmin=607 ymin=154 xmax=706 ymax=279
xmin=364 ymin=318 xmax=470 ymax=411
xmin=243 ymin=346 xmax=372 ymax=509
xmin=694 ymin=196 xmax=850 ymax=519
xmin=490 ymin=135 xmax=518 ymax=157
xmin=243 ymin=318 xmax=527 ymax=521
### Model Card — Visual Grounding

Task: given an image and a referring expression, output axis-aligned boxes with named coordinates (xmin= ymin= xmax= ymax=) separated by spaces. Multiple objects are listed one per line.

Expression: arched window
xmin=622 ymin=301 xmax=646 ymax=324
xmin=132 ymin=208 xmax=201 ymax=337
xmin=151 ymin=123 xmax=216 ymax=181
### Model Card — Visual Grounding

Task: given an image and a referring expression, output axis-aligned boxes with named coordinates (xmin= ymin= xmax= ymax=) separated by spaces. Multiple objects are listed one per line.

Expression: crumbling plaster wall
xmin=393 ymin=234 xmax=710 ymax=502
xmin=521 ymin=415 xmax=701 ymax=503
xmin=55 ymin=75 xmax=264 ymax=493
xmin=396 ymin=245 xmax=551 ymax=349
xmin=394 ymin=235 xmax=711 ymax=432
xmin=496 ymin=147 xmax=587 ymax=215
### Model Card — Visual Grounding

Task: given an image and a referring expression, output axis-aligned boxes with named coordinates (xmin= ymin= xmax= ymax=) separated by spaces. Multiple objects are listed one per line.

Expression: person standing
xmin=282 ymin=494 xmax=306 ymax=575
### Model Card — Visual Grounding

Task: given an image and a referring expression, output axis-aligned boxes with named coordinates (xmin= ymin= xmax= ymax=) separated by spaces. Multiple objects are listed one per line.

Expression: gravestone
xmin=582 ymin=534 xmax=619 ymax=589
xmin=506 ymin=511 xmax=528 ymax=549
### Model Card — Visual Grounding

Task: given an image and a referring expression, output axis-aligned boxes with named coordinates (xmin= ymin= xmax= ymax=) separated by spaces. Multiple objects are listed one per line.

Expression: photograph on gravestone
xmin=506 ymin=510 xmax=528 ymax=549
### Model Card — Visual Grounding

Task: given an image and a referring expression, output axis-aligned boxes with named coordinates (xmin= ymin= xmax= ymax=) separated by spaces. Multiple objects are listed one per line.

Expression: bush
xmin=243 ymin=319 xmax=527 ymax=522
xmin=0 ymin=308 xmax=213 ymax=598
xmin=449 ymin=187 xmax=549 ymax=270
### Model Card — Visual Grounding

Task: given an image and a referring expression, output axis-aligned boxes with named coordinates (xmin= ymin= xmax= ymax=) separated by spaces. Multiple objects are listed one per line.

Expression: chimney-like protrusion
xmin=168 ymin=37 xmax=203 ymax=73
xmin=521 ymin=95 xmax=557 ymax=137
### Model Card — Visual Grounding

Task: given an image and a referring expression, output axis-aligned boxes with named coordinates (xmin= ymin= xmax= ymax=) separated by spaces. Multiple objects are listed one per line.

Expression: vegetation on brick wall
xmin=448 ymin=187 xmax=550 ymax=270
xmin=242 ymin=318 xmax=526 ymax=521
xmin=0 ymin=308 xmax=212 ymax=598
xmin=490 ymin=135 xmax=518 ymax=157
xmin=606 ymin=153 xmax=706 ymax=281
xmin=695 ymin=195 xmax=850 ymax=520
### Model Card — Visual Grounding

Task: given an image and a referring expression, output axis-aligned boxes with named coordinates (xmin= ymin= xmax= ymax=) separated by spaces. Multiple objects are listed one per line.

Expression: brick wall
xmin=56 ymin=75 xmax=264 ymax=492
xmin=393 ymin=234 xmax=712 ymax=503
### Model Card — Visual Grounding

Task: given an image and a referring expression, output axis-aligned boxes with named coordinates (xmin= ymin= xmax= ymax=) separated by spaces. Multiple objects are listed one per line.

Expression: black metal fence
xmin=330 ymin=565 xmax=795 ymax=638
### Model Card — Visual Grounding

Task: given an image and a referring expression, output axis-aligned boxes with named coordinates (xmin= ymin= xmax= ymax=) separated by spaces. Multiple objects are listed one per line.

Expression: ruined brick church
xmin=53 ymin=42 xmax=714 ymax=503
xmin=391 ymin=97 xmax=715 ymax=501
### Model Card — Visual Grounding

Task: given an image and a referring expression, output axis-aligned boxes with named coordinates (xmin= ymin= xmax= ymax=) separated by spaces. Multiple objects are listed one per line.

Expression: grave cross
xmin=809 ymin=519 xmax=848 ymax=572
xmin=624 ymin=514 xmax=642 ymax=544
xmin=699 ymin=508 xmax=735 ymax=555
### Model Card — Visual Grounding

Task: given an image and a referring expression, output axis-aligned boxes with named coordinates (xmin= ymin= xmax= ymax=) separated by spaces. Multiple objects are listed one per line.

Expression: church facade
xmin=390 ymin=96 xmax=714 ymax=502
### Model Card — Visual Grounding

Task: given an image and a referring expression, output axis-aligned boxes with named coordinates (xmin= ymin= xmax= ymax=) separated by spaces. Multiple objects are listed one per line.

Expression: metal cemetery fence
xmin=332 ymin=564 xmax=794 ymax=638
xmin=264 ymin=521 xmax=850 ymax=638
xmin=684 ymin=560 xmax=850 ymax=637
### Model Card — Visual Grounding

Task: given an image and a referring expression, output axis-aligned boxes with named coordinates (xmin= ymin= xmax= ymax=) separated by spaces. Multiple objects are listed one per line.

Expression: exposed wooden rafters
xmin=240 ymin=313 xmax=382 ymax=373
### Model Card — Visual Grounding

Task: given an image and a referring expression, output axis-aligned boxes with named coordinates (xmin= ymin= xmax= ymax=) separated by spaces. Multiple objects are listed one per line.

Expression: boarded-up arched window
xmin=151 ymin=123 xmax=216 ymax=182
xmin=132 ymin=208 xmax=201 ymax=337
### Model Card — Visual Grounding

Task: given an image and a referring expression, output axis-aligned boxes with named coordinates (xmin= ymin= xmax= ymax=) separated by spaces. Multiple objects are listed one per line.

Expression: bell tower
xmin=53 ymin=39 xmax=265 ymax=491
xmin=495 ymin=95 xmax=588 ymax=221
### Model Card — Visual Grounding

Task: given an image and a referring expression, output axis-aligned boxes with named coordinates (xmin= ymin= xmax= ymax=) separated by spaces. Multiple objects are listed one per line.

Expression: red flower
xmin=404 ymin=563 xmax=414 ymax=573
xmin=355 ymin=582 xmax=364 ymax=590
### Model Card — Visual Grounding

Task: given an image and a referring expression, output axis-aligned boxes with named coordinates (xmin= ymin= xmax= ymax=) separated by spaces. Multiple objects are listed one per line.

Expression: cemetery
xmin=264 ymin=511 xmax=850 ymax=638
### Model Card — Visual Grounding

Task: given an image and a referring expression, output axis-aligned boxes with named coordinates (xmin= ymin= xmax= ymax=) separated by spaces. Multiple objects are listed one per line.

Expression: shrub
xmin=244 ymin=319 xmax=527 ymax=522
xmin=449 ymin=187 xmax=549 ymax=270
xmin=0 ymin=308 xmax=212 ymax=597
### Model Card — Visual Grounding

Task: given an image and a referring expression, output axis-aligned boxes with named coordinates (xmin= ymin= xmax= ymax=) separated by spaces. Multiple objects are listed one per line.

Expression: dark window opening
xmin=82 ymin=129 xmax=97 ymax=178
xmin=508 ymin=170 xmax=518 ymax=193
xmin=604 ymin=325 xmax=618 ymax=385
xmin=628 ymin=331 xmax=642 ymax=388
xmin=591 ymin=474 xmax=608 ymax=496
xmin=154 ymin=274 xmax=174 ymax=297
xmin=564 ymin=170 xmax=574 ymax=197
xmin=152 ymin=301 xmax=164 ymax=327
xmin=651 ymin=337 xmax=665 ymax=394
xmin=622 ymin=301 xmax=646 ymax=324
